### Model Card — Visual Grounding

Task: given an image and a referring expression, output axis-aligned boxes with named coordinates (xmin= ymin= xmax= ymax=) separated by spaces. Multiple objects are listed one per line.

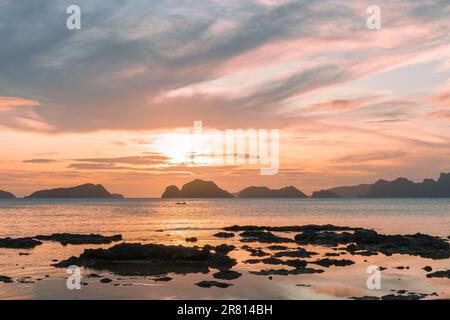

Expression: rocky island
xmin=161 ymin=179 xmax=234 ymax=198
xmin=0 ymin=190 xmax=15 ymax=199
xmin=237 ymin=186 xmax=308 ymax=198
xmin=26 ymin=183 xmax=123 ymax=199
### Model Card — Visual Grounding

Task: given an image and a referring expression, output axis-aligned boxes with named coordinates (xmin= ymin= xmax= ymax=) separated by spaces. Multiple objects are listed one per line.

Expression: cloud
xmin=0 ymin=0 xmax=448 ymax=132
xmin=23 ymin=159 xmax=57 ymax=164
xmin=333 ymin=150 xmax=409 ymax=163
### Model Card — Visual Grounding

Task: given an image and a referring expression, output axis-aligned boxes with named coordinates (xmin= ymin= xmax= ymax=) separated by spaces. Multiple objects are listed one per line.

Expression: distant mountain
xmin=27 ymin=184 xmax=123 ymax=199
xmin=237 ymin=186 xmax=307 ymax=198
xmin=0 ymin=190 xmax=15 ymax=199
xmin=327 ymin=184 xmax=372 ymax=198
xmin=161 ymin=179 xmax=234 ymax=198
xmin=311 ymin=190 xmax=341 ymax=198
xmin=363 ymin=173 xmax=450 ymax=198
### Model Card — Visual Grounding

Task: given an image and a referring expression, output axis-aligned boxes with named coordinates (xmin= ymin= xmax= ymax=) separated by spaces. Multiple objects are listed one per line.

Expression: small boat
xmin=175 ymin=201 xmax=186 ymax=205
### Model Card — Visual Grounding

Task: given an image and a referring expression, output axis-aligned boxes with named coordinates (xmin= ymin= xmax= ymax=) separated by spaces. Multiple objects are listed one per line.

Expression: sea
xmin=0 ymin=198 xmax=449 ymax=299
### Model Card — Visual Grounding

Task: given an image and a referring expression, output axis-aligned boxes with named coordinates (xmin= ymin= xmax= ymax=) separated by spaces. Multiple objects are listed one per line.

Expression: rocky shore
xmin=1 ymin=224 xmax=449 ymax=299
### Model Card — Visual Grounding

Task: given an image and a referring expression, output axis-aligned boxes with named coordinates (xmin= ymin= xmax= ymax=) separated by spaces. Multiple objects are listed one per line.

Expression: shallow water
xmin=0 ymin=198 xmax=449 ymax=300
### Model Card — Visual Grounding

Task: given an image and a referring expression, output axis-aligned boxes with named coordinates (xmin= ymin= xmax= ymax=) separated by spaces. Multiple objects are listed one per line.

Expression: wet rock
xmin=100 ymin=278 xmax=112 ymax=283
xmin=35 ymin=233 xmax=122 ymax=245
xmin=213 ymin=232 xmax=235 ymax=238
xmin=274 ymin=248 xmax=318 ymax=259
xmin=87 ymin=273 xmax=102 ymax=278
xmin=354 ymin=229 xmax=381 ymax=244
xmin=53 ymin=243 xmax=237 ymax=275
xmin=260 ymin=257 xmax=285 ymax=265
xmin=152 ymin=276 xmax=173 ymax=282
xmin=267 ymin=245 xmax=289 ymax=251
xmin=426 ymin=270 xmax=450 ymax=279
xmin=224 ymin=225 xmax=360 ymax=233
xmin=324 ymin=252 xmax=341 ymax=257
xmin=350 ymin=296 xmax=380 ymax=300
xmin=243 ymin=259 xmax=261 ymax=264
xmin=214 ymin=244 xmax=235 ymax=254
xmin=195 ymin=280 xmax=233 ymax=288
xmin=185 ymin=237 xmax=198 ymax=243
xmin=250 ymin=268 xmax=324 ymax=276
xmin=284 ymin=259 xmax=308 ymax=269
xmin=245 ymin=248 xmax=270 ymax=257
xmin=0 ymin=237 xmax=42 ymax=249
xmin=295 ymin=231 xmax=354 ymax=246
xmin=240 ymin=231 xmax=294 ymax=243
xmin=213 ymin=270 xmax=242 ymax=280
xmin=17 ymin=277 xmax=35 ymax=284
xmin=423 ymin=266 xmax=432 ymax=272
xmin=0 ymin=275 xmax=13 ymax=283
xmin=381 ymin=294 xmax=423 ymax=300
xmin=311 ymin=258 xmax=355 ymax=268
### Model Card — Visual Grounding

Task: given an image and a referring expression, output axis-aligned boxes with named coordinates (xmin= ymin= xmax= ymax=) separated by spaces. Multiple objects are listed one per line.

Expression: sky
xmin=0 ymin=0 xmax=449 ymax=197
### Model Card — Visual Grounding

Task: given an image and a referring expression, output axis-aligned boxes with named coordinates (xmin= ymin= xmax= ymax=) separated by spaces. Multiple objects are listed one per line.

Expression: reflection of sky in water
xmin=0 ymin=199 xmax=449 ymax=299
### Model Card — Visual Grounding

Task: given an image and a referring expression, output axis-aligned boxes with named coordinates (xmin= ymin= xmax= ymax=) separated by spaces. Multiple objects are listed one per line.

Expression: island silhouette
xmin=237 ymin=186 xmax=307 ymax=198
xmin=2 ymin=172 xmax=450 ymax=199
xmin=25 ymin=183 xmax=123 ymax=199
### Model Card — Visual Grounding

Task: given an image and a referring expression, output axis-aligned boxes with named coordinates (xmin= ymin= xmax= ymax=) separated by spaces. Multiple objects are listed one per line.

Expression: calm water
xmin=0 ymin=198 xmax=449 ymax=300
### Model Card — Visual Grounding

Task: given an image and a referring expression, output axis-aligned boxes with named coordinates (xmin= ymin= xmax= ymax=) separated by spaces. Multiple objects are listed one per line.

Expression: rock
xmin=426 ymin=270 xmax=450 ymax=279
xmin=0 ymin=190 xmax=15 ymax=199
xmin=214 ymin=244 xmax=235 ymax=254
xmin=224 ymin=224 xmax=360 ymax=233
xmin=213 ymin=270 xmax=242 ymax=280
xmin=0 ymin=237 xmax=42 ymax=249
xmin=295 ymin=231 xmax=354 ymax=246
xmin=267 ymin=245 xmax=289 ymax=251
xmin=245 ymin=248 xmax=270 ymax=257
xmin=237 ymin=186 xmax=308 ymax=198
xmin=195 ymin=281 xmax=233 ymax=288
xmin=87 ymin=273 xmax=102 ymax=278
xmin=0 ymin=275 xmax=13 ymax=283
xmin=354 ymin=229 xmax=381 ymax=244
xmin=250 ymin=268 xmax=324 ymax=276
xmin=324 ymin=252 xmax=341 ymax=257
xmin=185 ymin=237 xmax=198 ymax=243
xmin=152 ymin=276 xmax=173 ymax=282
xmin=35 ymin=233 xmax=122 ymax=245
xmin=284 ymin=259 xmax=308 ymax=269
xmin=423 ymin=266 xmax=432 ymax=272
xmin=351 ymin=296 xmax=380 ymax=300
xmin=213 ymin=232 xmax=235 ymax=238
xmin=311 ymin=258 xmax=355 ymax=268
xmin=100 ymin=278 xmax=112 ymax=283
xmin=240 ymin=231 xmax=294 ymax=244
xmin=161 ymin=180 xmax=234 ymax=198
xmin=26 ymin=183 xmax=121 ymax=198
xmin=53 ymin=243 xmax=237 ymax=275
